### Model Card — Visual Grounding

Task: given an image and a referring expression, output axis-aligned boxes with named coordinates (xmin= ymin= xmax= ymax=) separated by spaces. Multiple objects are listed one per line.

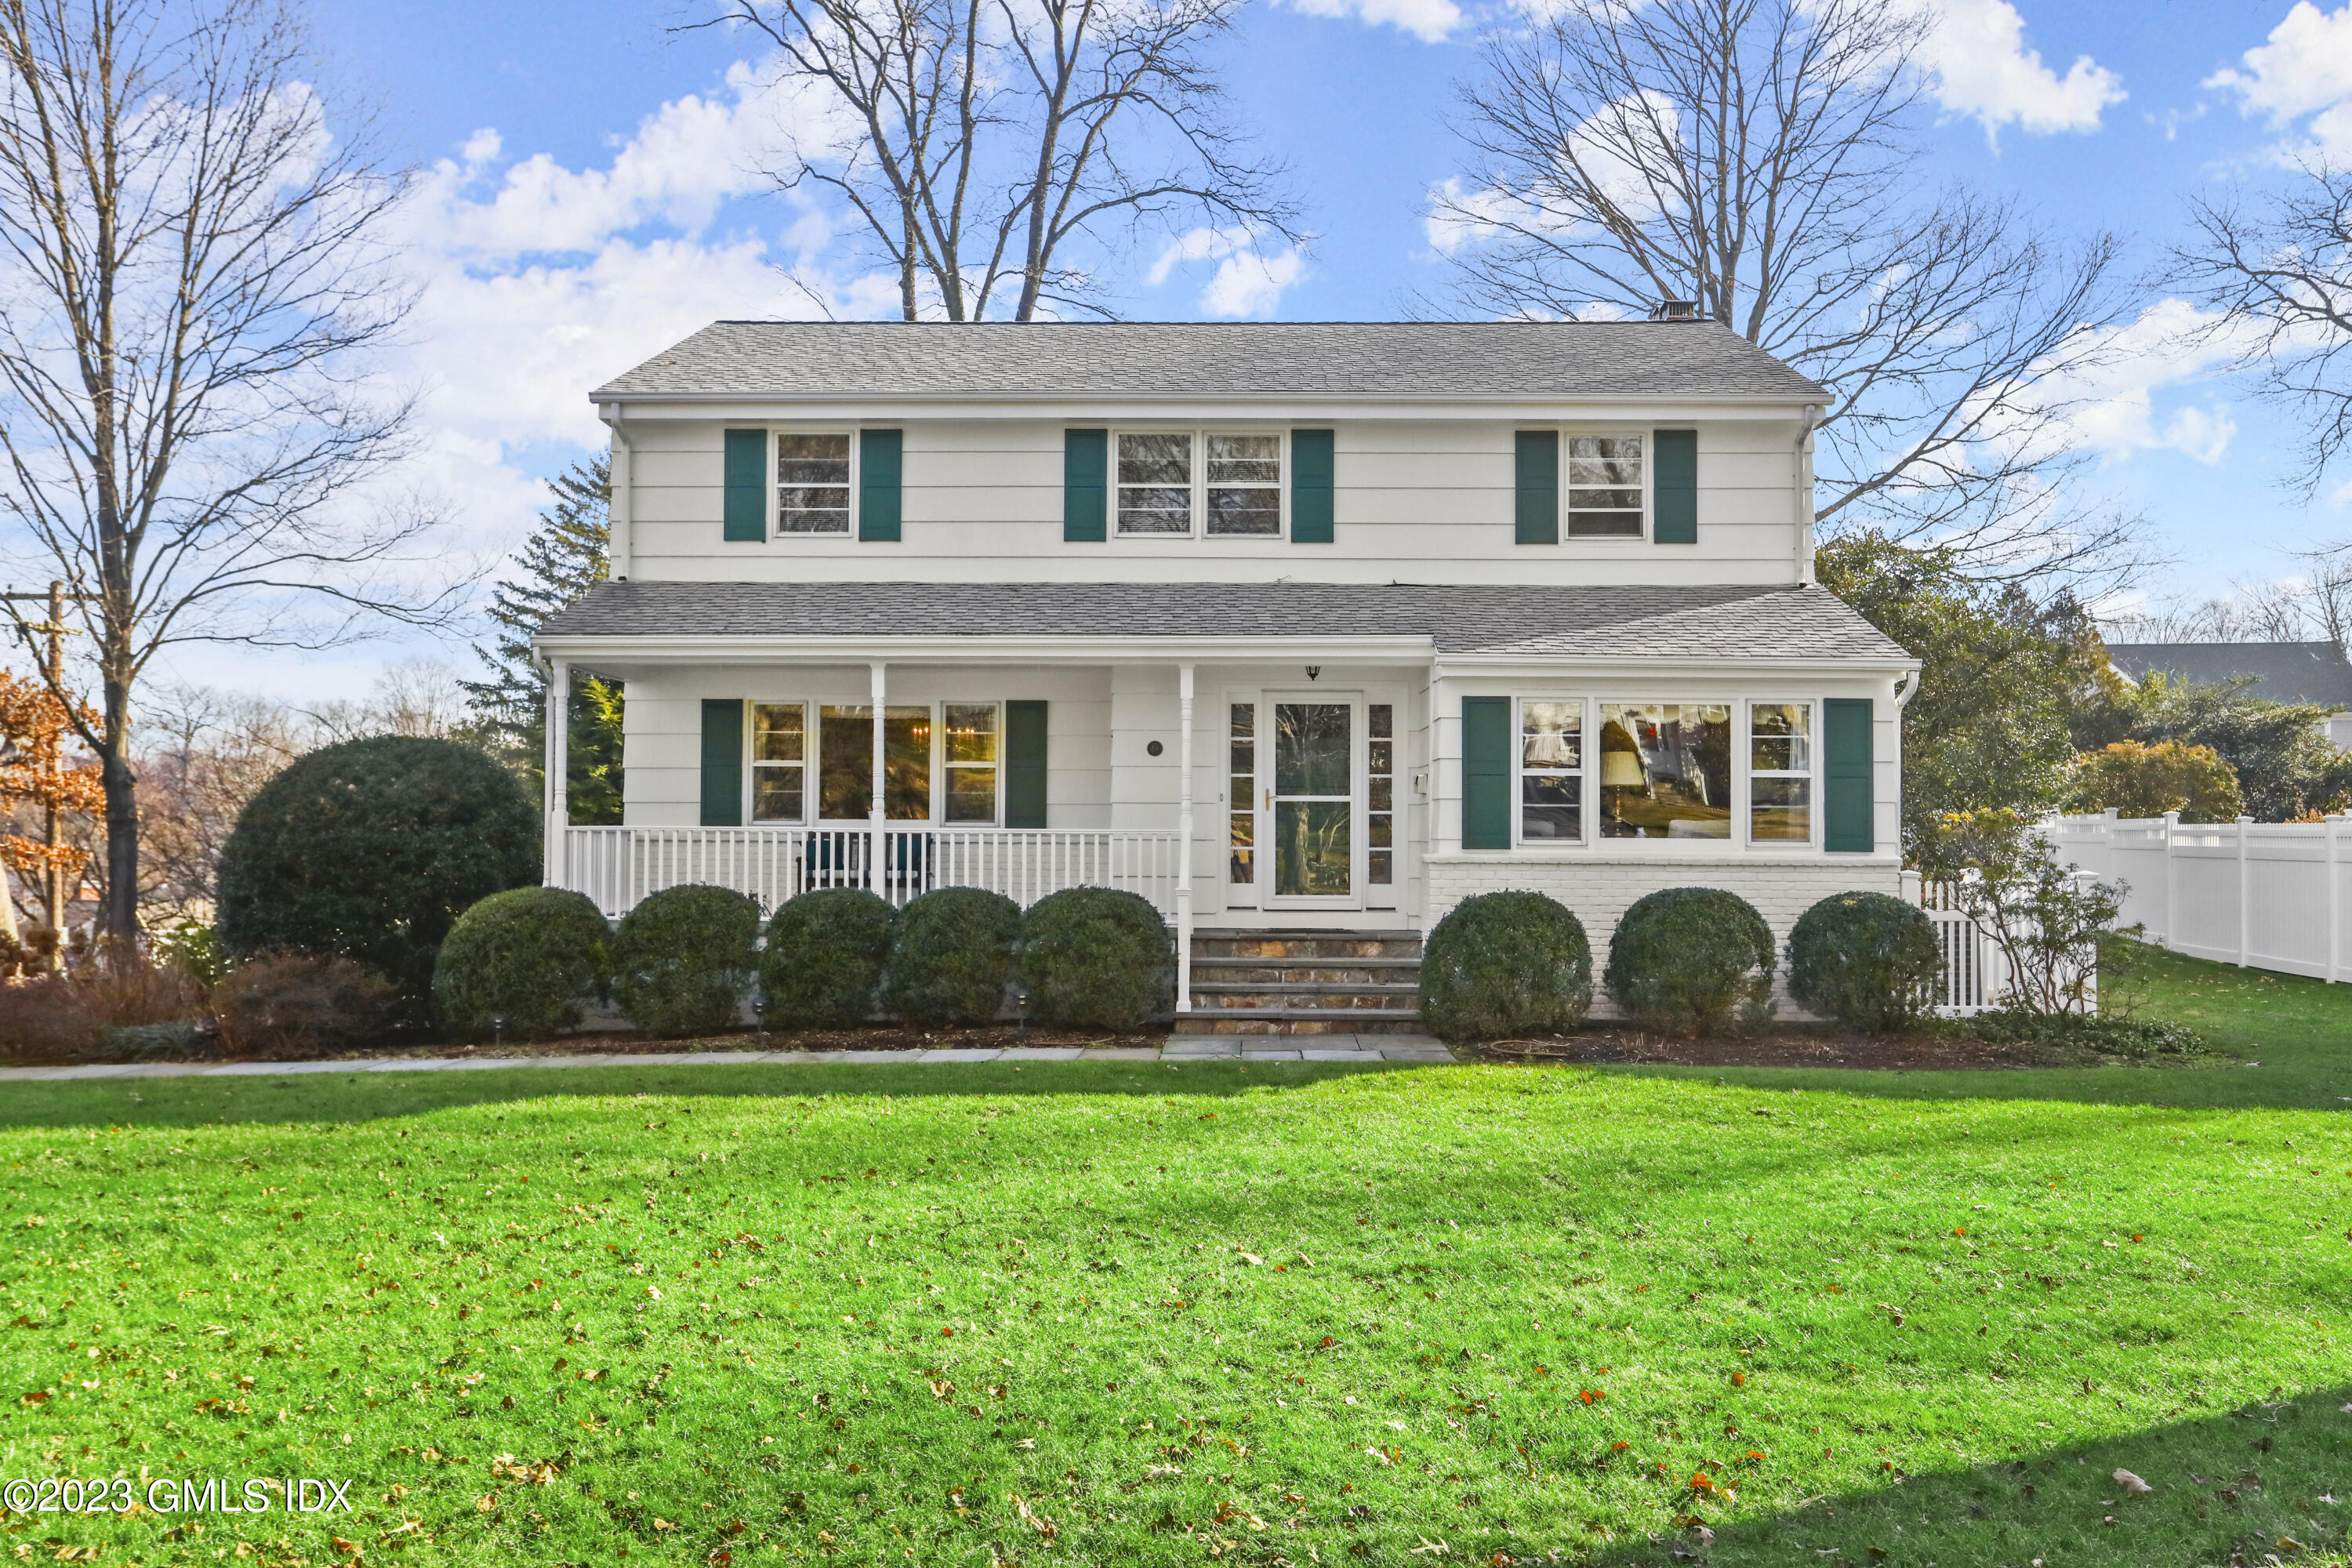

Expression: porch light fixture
xmin=1305 ymin=666 xmax=1320 ymax=681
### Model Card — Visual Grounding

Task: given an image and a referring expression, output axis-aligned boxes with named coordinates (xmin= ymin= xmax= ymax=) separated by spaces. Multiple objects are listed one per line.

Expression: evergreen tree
xmin=461 ymin=456 xmax=623 ymax=824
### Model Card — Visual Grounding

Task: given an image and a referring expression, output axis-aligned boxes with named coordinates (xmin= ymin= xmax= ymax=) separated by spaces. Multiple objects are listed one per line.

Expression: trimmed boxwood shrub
xmin=1418 ymin=890 xmax=1592 ymax=1044
xmin=216 ymin=736 xmax=539 ymax=1016
xmin=1604 ymin=887 xmax=1777 ymax=1035
xmin=1786 ymin=891 xmax=1944 ymax=1032
xmin=1018 ymin=887 xmax=1171 ymax=1030
xmin=760 ymin=887 xmax=897 ymax=1028
xmin=434 ymin=887 xmax=612 ymax=1041
xmin=612 ymin=884 xmax=760 ymax=1038
xmin=887 ymin=887 xmax=1022 ymax=1026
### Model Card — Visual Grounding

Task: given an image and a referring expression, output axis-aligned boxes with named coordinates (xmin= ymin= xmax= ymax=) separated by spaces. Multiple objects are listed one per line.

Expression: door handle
xmin=1263 ymin=787 xmax=1271 ymax=811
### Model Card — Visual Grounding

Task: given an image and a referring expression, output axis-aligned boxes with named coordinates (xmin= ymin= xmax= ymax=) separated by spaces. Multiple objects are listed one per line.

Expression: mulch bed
xmin=1468 ymin=1026 xmax=2056 ymax=1071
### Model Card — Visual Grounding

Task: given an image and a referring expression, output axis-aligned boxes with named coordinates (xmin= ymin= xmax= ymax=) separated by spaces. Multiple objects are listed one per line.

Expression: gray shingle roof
xmin=2105 ymin=641 xmax=2352 ymax=709
xmin=539 ymin=581 xmax=1907 ymax=661
xmin=591 ymin=321 xmax=1828 ymax=401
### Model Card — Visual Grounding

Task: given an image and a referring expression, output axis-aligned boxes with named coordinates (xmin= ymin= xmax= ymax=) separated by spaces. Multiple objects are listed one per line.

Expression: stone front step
xmin=1184 ymin=927 xmax=1423 ymax=1034
xmin=1171 ymin=1009 xmax=1432 ymax=1036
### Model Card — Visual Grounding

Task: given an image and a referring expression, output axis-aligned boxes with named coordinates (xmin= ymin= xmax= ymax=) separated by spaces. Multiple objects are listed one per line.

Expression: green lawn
xmin=2 ymin=948 xmax=2349 ymax=1566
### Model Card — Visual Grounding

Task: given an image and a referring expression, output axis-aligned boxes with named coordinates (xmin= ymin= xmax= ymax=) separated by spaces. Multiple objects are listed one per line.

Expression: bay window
xmin=1500 ymin=697 xmax=1824 ymax=845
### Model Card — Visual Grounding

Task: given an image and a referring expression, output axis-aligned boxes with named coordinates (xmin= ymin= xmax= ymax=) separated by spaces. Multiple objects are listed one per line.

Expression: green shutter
xmin=699 ymin=700 xmax=743 ymax=827
xmin=723 ymin=429 xmax=766 ymax=542
xmin=859 ymin=429 xmax=902 ymax=542
xmin=1824 ymin=698 xmax=1873 ymax=852
xmin=1514 ymin=431 xmax=1558 ymax=545
xmin=1653 ymin=428 xmax=1697 ymax=544
xmin=1064 ymin=429 xmax=1107 ymax=542
xmin=1462 ymin=696 xmax=1511 ymax=850
xmin=1005 ymin=701 xmax=1048 ymax=828
xmin=1290 ymin=429 xmax=1334 ymax=543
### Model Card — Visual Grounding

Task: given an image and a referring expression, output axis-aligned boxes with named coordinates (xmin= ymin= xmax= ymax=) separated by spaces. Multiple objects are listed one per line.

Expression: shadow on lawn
xmin=0 ymin=1056 xmax=1425 ymax=1128
xmin=1581 ymin=1384 xmax=2352 ymax=1568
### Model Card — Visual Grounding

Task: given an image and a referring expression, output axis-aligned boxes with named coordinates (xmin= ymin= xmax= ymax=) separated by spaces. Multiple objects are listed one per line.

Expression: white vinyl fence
xmin=2046 ymin=811 xmax=2352 ymax=982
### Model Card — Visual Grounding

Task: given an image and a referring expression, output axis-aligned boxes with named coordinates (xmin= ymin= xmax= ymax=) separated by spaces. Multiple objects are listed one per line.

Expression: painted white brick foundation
xmin=1424 ymin=854 xmax=1903 ymax=1017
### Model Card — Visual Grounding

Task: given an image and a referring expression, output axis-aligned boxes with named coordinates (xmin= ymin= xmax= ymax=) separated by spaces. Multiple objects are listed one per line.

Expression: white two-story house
xmin=535 ymin=319 xmax=1917 ymax=1027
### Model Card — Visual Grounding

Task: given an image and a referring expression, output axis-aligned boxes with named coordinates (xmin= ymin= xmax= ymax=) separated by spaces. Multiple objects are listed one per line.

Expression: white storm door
xmin=1261 ymin=693 xmax=1361 ymax=910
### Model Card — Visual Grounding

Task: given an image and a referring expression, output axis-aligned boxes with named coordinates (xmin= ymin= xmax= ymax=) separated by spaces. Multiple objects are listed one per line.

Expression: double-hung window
xmin=1566 ymin=434 xmax=1644 ymax=538
xmin=1115 ymin=431 xmax=1283 ymax=535
xmin=778 ymin=433 xmax=853 ymax=533
xmin=1519 ymin=701 xmax=1582 ymax=841
xmin=750 ymin=702 xmax=808 ymax=822
xmin=942 ymin=703 xmax=1000 ymax=824
xmin=1748 ymin=702 xmax=1813 ymax=843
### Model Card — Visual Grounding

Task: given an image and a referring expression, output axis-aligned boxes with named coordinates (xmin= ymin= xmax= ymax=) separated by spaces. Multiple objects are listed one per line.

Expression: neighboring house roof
xmin=590 ymin=321 xmax=1830 ymax=402
xmin=539 ymin=581 xmax=1909 ymax=661
xmin=2103 ymin=641 xmax=2352 ymax=711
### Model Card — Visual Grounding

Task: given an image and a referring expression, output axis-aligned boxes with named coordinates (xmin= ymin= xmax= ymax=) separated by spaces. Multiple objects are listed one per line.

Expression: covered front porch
xmin=535 ymin=636 xmax=1438 ymax=1020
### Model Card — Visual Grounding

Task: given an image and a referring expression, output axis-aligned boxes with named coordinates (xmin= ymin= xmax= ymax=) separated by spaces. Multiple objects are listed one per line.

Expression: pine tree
xmin=462 ymin=456 xmax=623 ymax=823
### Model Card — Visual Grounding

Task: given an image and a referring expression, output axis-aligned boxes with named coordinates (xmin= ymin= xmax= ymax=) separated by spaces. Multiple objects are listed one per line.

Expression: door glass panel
xmin=1367 ymin=703 xmax=1394 ymax=885
xmin=818 ymin=705 xmax=933 ymax=820
xmin=1272 ymin=702 xmax=1351 ymax=897
xmin=1275 ymin=703 xmax=1350 ymax=797
xmin=1276 ymin=801 xmax=1352 ymax=897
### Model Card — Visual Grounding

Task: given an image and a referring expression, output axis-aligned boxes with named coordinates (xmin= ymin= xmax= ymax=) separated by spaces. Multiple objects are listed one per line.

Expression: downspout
xmin=602 ymin=403 xmax=633 ymax=583
xmin=1793 ymin=403 xmax=1823 ymax=586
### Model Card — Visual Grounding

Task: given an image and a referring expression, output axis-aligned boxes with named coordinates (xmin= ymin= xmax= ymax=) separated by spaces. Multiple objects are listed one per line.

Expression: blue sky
xmin=183 ymin=0 xmax=2352 ymax=695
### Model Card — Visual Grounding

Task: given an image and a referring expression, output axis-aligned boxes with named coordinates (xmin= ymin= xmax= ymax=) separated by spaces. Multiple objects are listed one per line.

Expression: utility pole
xmin=2 ymin=582 xmax=94 ymax=942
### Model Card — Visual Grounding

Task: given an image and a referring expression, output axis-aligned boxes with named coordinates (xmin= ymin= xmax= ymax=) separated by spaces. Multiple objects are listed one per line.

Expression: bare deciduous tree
xmin=700 ymin=0 xmax=1301 ymax=319
xmin=0 ymin=0 xmax=456 ymax=945
xmin=2171 ymin=162 xmax=2352 ymax=496
xmin=2110 ymin=545 xmax=2352 ymax=654
xmin=1432 ymin=0 xmax=2133 ymax=579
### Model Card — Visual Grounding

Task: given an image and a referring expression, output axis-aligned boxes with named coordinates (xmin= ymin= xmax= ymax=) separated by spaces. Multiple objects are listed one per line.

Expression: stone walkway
xmin=0 ymin=1033 xmax=1454 ymax=1081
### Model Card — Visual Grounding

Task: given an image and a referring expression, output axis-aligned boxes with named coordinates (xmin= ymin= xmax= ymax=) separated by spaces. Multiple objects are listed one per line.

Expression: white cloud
xmin=2207 ymin=1 xmax=2352 ymax=160
xmin=1202 ymin=247 xmax=1306 ymax=317
xmin=1147 ymin=225 xmax=1307 ymax=317
xmin=1280 ymin=0 xmax=1461 ymax=43
xmin=2011 ymin=297 xmax=2249 ymax=466
xmin=1913 ymin=0 xmax=2124 ymax=140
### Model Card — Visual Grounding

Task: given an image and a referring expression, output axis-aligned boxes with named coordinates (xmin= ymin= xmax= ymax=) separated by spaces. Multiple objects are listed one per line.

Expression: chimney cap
xmin=1649 ymin=299 xmax=1700 ymax=321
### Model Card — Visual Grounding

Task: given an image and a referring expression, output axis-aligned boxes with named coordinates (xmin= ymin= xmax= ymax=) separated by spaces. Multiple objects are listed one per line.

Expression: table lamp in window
xmin=1600 ymin=720 xmax=1647 ymax=822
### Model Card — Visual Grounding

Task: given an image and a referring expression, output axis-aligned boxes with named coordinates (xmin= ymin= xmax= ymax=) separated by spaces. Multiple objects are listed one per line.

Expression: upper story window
xmin=1566 ymin=434 xmax=1644 ymax=538
xmin=779 ymin=433 xmax=853 ymax=533
xmin=1116 ymin=430 xmax=1284 ymax=536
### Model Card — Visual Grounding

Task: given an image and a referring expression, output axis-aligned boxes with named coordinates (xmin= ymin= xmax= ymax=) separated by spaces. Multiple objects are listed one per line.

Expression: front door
xmin=1265 ymin=694 xmax=1359 ymax=909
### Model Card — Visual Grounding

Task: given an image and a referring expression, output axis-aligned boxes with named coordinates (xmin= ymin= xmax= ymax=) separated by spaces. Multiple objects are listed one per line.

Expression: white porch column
xmin=1176 ymin=662 xmax=1195 ymax=1014
xmin=869 ymin=660 xmax=887 ymax=891
xmin=545 ymin=659 xmax=570 ymax=889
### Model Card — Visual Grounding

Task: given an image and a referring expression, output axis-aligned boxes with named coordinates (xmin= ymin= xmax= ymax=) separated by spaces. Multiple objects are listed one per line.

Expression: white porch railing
xmin=558 ymin=826 xmax=1183 ymax=920
xmin=2046 ymin=810 xmax=2352 ymax=981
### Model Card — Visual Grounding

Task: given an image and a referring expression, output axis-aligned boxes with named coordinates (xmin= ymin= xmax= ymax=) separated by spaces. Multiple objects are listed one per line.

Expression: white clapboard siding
xmin=621 ymin=417 xmax=1810 ymax=586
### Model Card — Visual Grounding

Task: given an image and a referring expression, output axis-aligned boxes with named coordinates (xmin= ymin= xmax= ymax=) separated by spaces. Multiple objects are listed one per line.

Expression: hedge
xmin=760 ymin=888 xmax=897 ymax=1029
xmin=1785 ymin=891 xmax=1944 ymax=1032
xmin=1604 ymin=887 xmax=1777 ymax=1035
xmin=1017 ymin=887 xmax=1171 ymax=1029
xmin=887 ymin=887 xmax=1022 ymax=1026
xmin=612 ymin=884 xmax=760 ymax=1037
